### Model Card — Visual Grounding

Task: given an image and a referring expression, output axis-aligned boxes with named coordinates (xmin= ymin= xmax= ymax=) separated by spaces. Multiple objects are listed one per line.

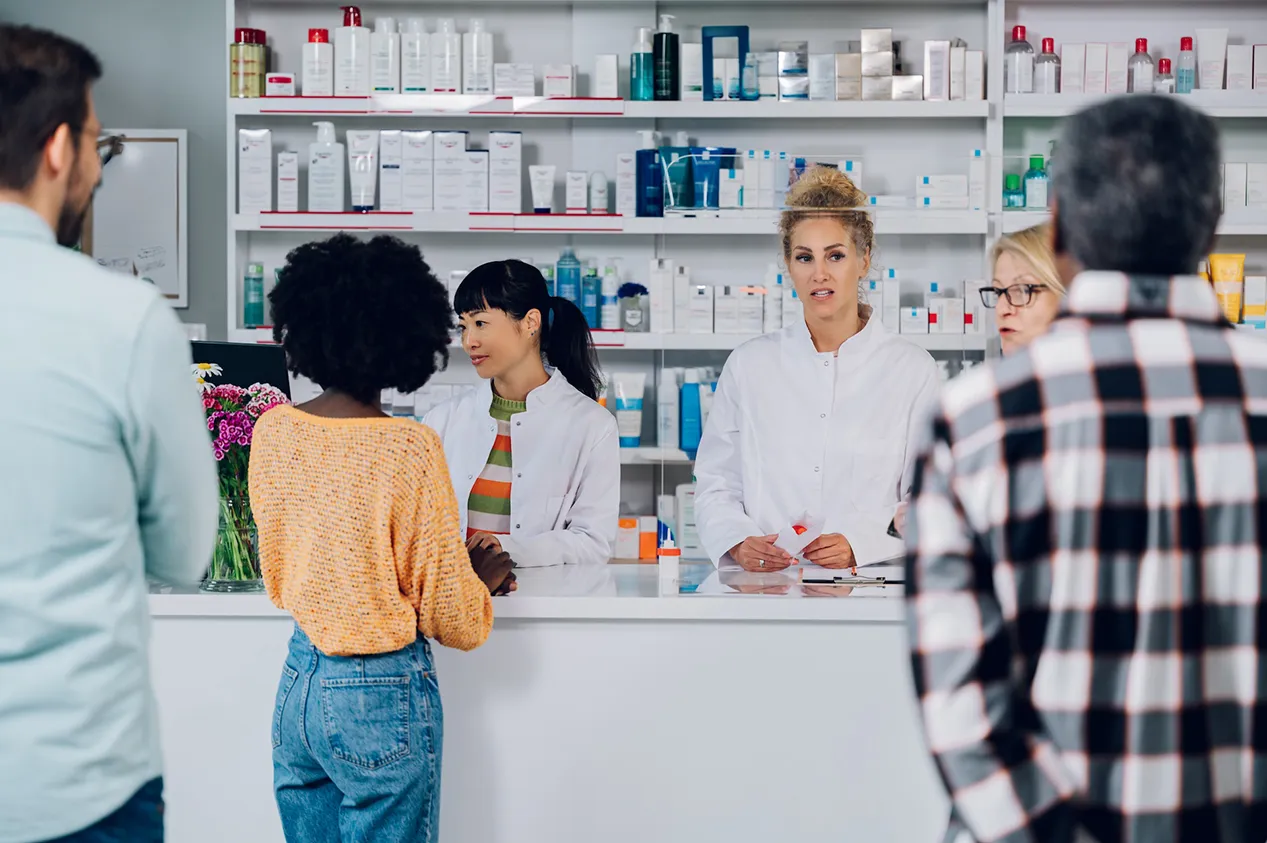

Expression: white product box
xmin=782 ymin=287 xmax=802 ymax=326
xmin=809 ymin=54 xmax=836 ymax=101
xmin=758 ymin=76 xmax=779 ymax=99
xmin=950 ymin=46 xmax=966 ymax=100
xmin=1247 ymin=163 xmax=1267 ymax=208
xmin=924 ymin=40 xmax=950 ymax=101
xmin=863 ymin=75 xmax=894 ymax=100
xmin=921 ymin=195 xmax=969 ymax=209
xmin=238 ymin=128 xmax=272 ymax=213
xmin=744 ymin=150 xmax=761 ymax=208
xmin=964 ymin=297 xmax=983 ymax=334
xmin=276 ymin=151 xmax=298 ymax=213
xmin=649 ymin=258 xmax=675 ymax=334
xmin=931 ymin=296 xmax=965 ymax=334
xmin=779 ymin=76 xmax=810 ymax=100
xmin=861 ymin=28 xmax=892 ymax=54
xmin=1106 ymin=42 xmax=1129 ymax=94
xmin=265 ymin=72 xmax=296 ymax=96
xmin=432 ymin=132 xmax=467 ymax=211
xmin=758 ymin=150 xmax=776 ymax=209
xmin=594 ymin=54 xmax=619 ymax=98
xmin=1061 ymin=44 xmax=1086 ymax=93
xmin=1246 ymin=276 xmax=1267 ymax=329
xmin=901 ymin=306 xmax=929 ymax=334
xmin=494 ymin=63 xmax=535 ymax=96
xmin=542 ymin=64 xmax=575 ymax=97
xmin=738 ymin=288 xmax=764 ymax=333
xmin=689 ymin=285 xmax=715 ymax=334
xmin=868 ymin=195 xmax=910 ymax=207
xmin=681 ymin=43 xmax=704 ymax=100
xmin=1227 ymin=46 xmax=1253 ymax=91
xmin=836 ymin=53 xmax=862 ymax=100
xmin=1256 ymin=45 xmax=1267 ymax=90
xmin=882 ymin=272 xmax=900 ymax=332
xmin=756 ymin=52 xmax=778 ymax=77
xmin=966 ymin=51 xmax=985 ymax=100
xmin=401 ymin=130 xmax=433 ymax=211
xmin=720 ymin=169 xmax=743 ymax=208
xmin=918 ymin=174 xmax=969 ymax=198
xmin=969 ymin=150 xmax=986 ymax=211
xmin=673 ymin=265 xmax=691 ymax=331
xmin=488 ymin=131 xmax=522 ymax=214
xmin=1225 ymin=162 xmax=1248 ymax=209
xmin=565 ymin=170 xmax=588 ymax=214
xmin=862 ymin=278 xmax=882 ymax=315
xmin=893 ymin=75 xmax=923 ymax=101
xmin=838 ymin=159 xmax=864 ymax=189
xmin=1085 ymin=43 xmax=1108 ymax=94
xmin=772 ymin=151 xmax=792 ymax=207
xmin=725 ymin=58 xmax=741 ymax=100
xmin=378 ymin=131 xmax=403 ymax=212
xmin=615 ymin=152 xmax=637 ymax=216
xmin=862 ymin=51 xmax=894 ymax=78
xmin=462 ymin=151 xmax=489 ymax=212
xmin=714 ymin=286 xmax=740 ymax=333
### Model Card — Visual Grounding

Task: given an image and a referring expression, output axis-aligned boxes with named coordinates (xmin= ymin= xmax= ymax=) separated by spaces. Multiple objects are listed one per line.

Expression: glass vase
xmin=201 ymin=496 xmax=264 ymax=593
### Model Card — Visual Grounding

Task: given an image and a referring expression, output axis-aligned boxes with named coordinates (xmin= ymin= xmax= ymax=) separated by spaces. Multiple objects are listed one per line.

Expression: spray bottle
xmin=631 ymin=26 xmax=655 ymax=101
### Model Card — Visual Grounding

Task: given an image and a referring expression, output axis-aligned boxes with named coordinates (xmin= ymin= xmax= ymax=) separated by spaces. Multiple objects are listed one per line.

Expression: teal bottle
xmin=631 ymin=27 xmax=654 ymax=101
xmin=581 ymin=263 xmax=600 ymax=327
xmin=555 ymin=247 xmax=581 ymax=306
xmin=243 ymin=262 xmax=265 ymax=328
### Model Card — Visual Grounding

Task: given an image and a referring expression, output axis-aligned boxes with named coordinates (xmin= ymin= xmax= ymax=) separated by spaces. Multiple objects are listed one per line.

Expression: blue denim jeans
xmin=40 ymin=778 xmax=163 ymax=843
xmin=272 ymin=626 xmax=444 ymax=843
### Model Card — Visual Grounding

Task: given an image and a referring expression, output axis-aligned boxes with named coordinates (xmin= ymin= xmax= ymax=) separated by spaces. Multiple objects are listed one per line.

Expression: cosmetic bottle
xmin=1003 ymin=173 xmax=1025 ymax=209
xmin=243 ymin=262 xmax=265 ymax=327
xmin=1005 ymin=25 xmax=1034 ymax=94
xmin=370 ymin=17 xmax=400 ymax=94
xmin=653 ymin=14 xmax=680 ymax=101
xmin=1154 ymin=58 xmax=1175 ymax=94
xmin=1176 ymin=37 xmax=1195 ymax=93
xmin=302 ymin=28 xmax=334 ymax=96
xmin=1035 ymin=38 xmax=1060 ymax=94
xmin=631 ymin=26 xmax=655 ymax=101
xmin=556 ymin=247 xmax=582 ymax=306
xmin=463 ymin=19 xmax=493 ymax=95
xmin=431 ymin=18 xmax=461 ymax=94
xmin=634 ymin=130 xmax=663 ymax=217
xmin=1127 ymin=38 xmax=1154 ymax=93
xmin=334 ymin=6 xmax=370 ymax=96
xmin=401 ymin=19 xmax=430 ymax=93
xmin=742 ymin=52 xmax=760 ymax=100
xmin=1024 ymin=155 xmax=1048 ymax=210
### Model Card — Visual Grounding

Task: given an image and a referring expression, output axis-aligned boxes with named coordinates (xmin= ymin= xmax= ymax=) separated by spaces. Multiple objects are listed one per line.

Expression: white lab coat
xmin=694 ymin=315 xmax=940 ymax=566
xmin=423 ymin=369 xmax=619 ymax=568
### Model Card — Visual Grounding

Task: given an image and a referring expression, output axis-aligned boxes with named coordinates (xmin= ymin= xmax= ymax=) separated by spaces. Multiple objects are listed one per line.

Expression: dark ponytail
xmin=455 ymin=259 xmax=602 ymax=401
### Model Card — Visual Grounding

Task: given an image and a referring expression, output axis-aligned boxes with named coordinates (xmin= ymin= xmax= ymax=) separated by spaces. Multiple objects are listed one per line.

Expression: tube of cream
xmin=347 ymin=129 xmax=380 ymax=212
xmin=529 ymin=165 xmax=556 ymax=214
xmin=1195 ymin=29 xmax=1228 ymax=91
xmin=612 ymin=371 xmax=646 ymax=447
xmin=1210 ymin=253 xmax=1246 ymax=323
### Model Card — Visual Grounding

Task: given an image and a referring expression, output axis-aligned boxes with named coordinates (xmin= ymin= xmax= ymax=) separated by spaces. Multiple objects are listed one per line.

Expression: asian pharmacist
xmin=424 ymin=260 xmax=619 ymax=568
xmin=694 ymin=167 xmax=940 ymax=571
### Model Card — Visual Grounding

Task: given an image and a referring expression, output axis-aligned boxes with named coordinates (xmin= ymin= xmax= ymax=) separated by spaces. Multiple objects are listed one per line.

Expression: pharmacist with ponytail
xmin=424 ymin=260 xmax=619 ymax=567
xmin=694 ymin=167 xmax=940 ymax=572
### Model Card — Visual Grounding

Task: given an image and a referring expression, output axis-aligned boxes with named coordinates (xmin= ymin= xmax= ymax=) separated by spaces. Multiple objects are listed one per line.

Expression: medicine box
xmin=1062 ymin=44 xmax=1086 ymax=93
xmin=1225 ymin=162 xmax=1248 ymax=210
xmin=1085 ymin=43 xmax=1108 ymax=94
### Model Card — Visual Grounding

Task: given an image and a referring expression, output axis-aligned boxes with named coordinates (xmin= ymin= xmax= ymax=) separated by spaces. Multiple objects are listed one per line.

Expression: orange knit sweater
xmin=249 ymin=406 xmax=493 ymax=656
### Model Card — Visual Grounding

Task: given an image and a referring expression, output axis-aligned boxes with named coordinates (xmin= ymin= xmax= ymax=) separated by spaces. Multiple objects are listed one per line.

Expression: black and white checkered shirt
xmin=905 ymin=272 xmax=1267 ymax=843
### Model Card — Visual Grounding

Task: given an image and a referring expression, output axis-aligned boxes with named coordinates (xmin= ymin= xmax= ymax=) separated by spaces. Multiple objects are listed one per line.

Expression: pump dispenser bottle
xmin=401 ymin=19 xmax=430 ymax=93
xmin=334 ymin=6 xmax=370 ymax=96
xmin=631 ymin=26 xmax=655 ymax=101
xmin=653 ymin=14 xmax=680 ymax=101
xmin=308 ymin=121 xmax=345 ymax=212
xmin=431 ymin=18 xmax=461 ymax=94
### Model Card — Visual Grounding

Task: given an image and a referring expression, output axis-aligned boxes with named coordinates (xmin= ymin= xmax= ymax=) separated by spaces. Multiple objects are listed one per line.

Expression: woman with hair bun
xmin=424 ymin=259 xmax=619 ymax=568
xmin=694 ymin=166 xmax=940 ymax=571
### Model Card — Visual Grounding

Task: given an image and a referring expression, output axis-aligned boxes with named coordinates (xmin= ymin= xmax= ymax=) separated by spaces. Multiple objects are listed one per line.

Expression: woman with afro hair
xmin=248 ymin=233 xmax=513 ymax=842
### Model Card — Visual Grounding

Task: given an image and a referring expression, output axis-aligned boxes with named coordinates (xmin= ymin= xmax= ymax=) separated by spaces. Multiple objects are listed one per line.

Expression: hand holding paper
xmin=772 ymin=512 xmax=825 ymax=562
xmin=802 ymin=533 xmax=856 ymax=569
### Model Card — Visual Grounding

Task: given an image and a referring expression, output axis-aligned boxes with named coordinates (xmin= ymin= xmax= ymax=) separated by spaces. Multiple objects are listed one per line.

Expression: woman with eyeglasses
xmin=981 ymin=223 xmax=1066 ymax=354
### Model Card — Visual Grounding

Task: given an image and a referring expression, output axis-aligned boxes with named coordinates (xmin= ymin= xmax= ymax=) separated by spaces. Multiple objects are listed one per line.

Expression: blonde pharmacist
xmin=423 ymin=260 xmax=619 ymax=568
xmin=984 ymin=222 xmax=1067 ymax=355
xmin=694 ymin=167 xmax=940 ymax=571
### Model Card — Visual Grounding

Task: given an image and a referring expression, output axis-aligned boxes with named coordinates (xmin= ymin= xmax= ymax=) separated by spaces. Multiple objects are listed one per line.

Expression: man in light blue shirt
xmin=0 ymin=25 xmax=217 ymax=843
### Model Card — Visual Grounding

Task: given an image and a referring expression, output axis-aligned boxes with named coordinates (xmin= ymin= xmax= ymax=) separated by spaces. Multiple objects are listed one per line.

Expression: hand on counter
xmin=467 ymin=532 xmax=503 ymax=554
xmin=469 ymin=542 xmax=515 ymax=595
xmin=802 ymin=534 xmax=856 ymax=570
xmin=729 ymin=535 xmax=794 ymax=572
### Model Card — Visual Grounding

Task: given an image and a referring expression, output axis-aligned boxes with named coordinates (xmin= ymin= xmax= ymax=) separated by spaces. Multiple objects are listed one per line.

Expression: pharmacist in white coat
xmin=695 ymin=167 xmax=940 ymax=571
xmin=424 ymin=260 xmax=619 ymax=568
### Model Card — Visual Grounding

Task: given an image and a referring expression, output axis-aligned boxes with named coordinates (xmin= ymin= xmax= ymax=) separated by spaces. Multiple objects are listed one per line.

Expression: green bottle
xmin=243 ymin=262 xmax=265 ymax=328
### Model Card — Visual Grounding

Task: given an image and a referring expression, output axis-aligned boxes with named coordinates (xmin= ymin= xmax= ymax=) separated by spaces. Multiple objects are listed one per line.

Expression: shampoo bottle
xmin=431 ymin=18 xmax=461 ymax=94
xmin=581 ymin=262 xmax=601 ymax=327
xmin=679 ymin=368 xmax=702 ymax=458
xmin=370 ymin=17 xmax=400 ymax=93
xmin=308 ymin=121 xmax=345 ymax=212
xmin=463 ymin=19 xmax=493 ymax=95
xmin=556 ymin=247 xmax=582 ymax=306
xmin=634 ymin=130 xmax=663 ymax=217
xmin=631 ymin=26 xmax=654 ymax=101
xmin=334 ymin=6 xmax=371 ymax=96
xmin=653 ymin=14 xmax=680 ymax=101
xmin=401 ymin=19 xmax=431 ymax=93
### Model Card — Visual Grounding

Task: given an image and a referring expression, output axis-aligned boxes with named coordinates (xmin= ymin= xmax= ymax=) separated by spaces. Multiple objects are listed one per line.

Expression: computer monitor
xmin=190 ymin=341 xmax=291 ymax=399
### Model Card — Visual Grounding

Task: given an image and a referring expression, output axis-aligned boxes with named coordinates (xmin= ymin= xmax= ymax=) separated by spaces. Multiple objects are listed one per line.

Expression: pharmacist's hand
xmin=729 ymin=535 xmax=794 ymax=572
xmin=467 ymin=532 xmax=503 ymax=554
xmin=803 ymin=533 xmax=856 ymax=569
xmin=892 ymin=503 xmax=909 ymax=539
xmin=469 ymin=544 xmax=515 ymax=594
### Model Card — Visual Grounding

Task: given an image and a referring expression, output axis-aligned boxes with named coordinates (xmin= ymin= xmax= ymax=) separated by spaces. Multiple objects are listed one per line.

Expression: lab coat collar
xmin=785 ymin=305 xmax=884 ymax=361
xmin=0 ymin=202 xmax=55 ymax=244
xmin=474 ymin=367 xmax=570 ymax=413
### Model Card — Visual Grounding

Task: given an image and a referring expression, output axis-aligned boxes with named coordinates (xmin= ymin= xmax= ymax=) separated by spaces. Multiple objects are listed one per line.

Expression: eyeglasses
xmin=979 ymin=283 xmax=1047 ymax=308
xmin=97 ymin=135 xmax=124 ymax=168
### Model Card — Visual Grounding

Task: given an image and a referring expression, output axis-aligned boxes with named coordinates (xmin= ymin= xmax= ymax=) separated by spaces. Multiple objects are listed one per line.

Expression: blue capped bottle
xmin=555 ymin=247 xmax=582 ymax=306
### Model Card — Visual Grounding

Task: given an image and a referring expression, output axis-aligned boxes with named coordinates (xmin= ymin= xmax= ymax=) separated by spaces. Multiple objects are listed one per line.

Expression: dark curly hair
xmin=269 ymin=233 xmax=453 ymax=403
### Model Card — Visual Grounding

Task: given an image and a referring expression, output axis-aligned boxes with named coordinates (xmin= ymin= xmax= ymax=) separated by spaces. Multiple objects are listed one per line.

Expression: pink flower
xmin=214 ymin=448 xmax=225 ymax=461
xmin=202 ymin=397 xmax=216 ymax=410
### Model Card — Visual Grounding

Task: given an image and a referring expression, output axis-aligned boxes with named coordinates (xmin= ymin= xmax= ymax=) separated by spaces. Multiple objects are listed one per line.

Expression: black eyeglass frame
xmin=979 ymin=283 xmax=1048 ymax=308
xmin=98 ymin=134 xmax=124 ymax=168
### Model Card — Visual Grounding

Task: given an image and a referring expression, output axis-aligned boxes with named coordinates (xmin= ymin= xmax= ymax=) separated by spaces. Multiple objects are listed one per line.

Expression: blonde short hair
xmin=990 ymin=223 xmax=1065 ymax=296
xmin=779 ymin=166 xmax=873 ymax=261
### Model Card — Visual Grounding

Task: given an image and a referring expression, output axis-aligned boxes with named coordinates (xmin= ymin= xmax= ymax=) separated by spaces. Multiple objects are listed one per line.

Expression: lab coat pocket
xmin=543 ymin=495 xmax=567 ymax=530
xmin=848 ymin=438 xmax=905 ymax=510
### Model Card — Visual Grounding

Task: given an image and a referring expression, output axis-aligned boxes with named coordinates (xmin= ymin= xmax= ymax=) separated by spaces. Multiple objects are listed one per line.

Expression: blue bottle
xmin=580 ymin=263 xmax=600 ymax=327
xmin=634 ymin=130 xmax=664 ymax=217
xmin=679 ymin=369 xmax=702 ymax=458
xmin=1003 ymin=173 xmax=1025 ymax=209
xmin=630 ymin=27 xmax=655 ymax=101
xmin=556 ymin=247 xmax=581 ymax=306
xmin=243 ymin=262 xmax=265 ymax=328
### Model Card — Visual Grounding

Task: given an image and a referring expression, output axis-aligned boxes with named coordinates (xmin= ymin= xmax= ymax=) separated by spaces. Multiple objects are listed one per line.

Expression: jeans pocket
xmin=321 ymin=676 xmax=411 ymax=770
xmin=273 ymin=665 xmax=300 ymax=750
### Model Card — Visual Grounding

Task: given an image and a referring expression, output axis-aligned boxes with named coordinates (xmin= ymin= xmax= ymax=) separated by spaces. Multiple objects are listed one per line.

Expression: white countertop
xmin=149 ymin=562 xmax=906 ymax=623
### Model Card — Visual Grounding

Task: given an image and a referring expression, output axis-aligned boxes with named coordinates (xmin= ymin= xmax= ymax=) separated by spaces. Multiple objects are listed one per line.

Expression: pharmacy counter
xmin=149 ymin=564 xmax=948 ymax=843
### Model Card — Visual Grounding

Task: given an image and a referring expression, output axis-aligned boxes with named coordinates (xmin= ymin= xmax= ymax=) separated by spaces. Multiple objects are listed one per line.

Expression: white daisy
xmin=191 ymin=363 xmax=223 ymax=378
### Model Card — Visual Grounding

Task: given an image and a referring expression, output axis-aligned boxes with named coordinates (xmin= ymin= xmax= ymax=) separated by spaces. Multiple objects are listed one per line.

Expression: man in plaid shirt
xmin=905 ymin=95 xmax=1267 ymax=843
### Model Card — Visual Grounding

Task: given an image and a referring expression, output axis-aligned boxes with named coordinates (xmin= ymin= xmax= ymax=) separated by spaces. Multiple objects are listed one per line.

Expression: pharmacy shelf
xmin=998 ymin=209 xmax=1267 ymax=236
xmin=231 ymin=96 xmax=989 ymax=120
xmin=233 ymin=209 xmax=988 ymax=236
xmin=1005 ymin=92 xmax=1267 ymax=119
xmin=228 ymin=327 xmax=988 ymax=352
xmin=619 ymin=447 xmax=692 ymax=465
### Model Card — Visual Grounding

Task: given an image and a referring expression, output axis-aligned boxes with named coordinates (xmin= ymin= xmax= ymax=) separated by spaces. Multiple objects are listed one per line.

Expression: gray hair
xmin=1052 ymin=95 xmax=1221 ymax=276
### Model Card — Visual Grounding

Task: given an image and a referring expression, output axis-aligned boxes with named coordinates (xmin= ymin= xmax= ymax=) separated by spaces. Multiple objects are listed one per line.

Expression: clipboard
xmin=801 ymin=571 xmax=890 ymax=586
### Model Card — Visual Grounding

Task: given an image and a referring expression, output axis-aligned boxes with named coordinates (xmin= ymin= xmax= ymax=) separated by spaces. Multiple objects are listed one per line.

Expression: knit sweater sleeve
xmin=399 ymin=427 xmax=494 ymax=651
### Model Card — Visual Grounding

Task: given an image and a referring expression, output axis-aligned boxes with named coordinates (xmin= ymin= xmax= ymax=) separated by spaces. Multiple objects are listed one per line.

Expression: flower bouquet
xmin=194 ymin=364 xmax=289 ymax=592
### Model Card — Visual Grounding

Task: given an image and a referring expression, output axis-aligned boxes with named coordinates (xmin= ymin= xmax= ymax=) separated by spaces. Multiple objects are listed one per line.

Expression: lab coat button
xmin=823 ymin=360 xmax=830 ymax=367
xmin=820 ymin=413 xmax=826 ymax=419
xmin=814 ymin=466 xmax=821 ymax=472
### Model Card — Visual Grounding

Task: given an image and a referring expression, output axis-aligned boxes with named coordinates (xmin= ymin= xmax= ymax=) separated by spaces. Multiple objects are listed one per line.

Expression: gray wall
xmin=1 ymin=0 xmax=227 ymax=338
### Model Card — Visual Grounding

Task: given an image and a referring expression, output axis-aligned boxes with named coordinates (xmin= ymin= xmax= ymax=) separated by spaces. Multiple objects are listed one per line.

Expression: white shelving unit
xmin=1005 ymin=91 xmax=1267 ymax=119
xmin=1000 ymin=209 xmax=1267 ymax=236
